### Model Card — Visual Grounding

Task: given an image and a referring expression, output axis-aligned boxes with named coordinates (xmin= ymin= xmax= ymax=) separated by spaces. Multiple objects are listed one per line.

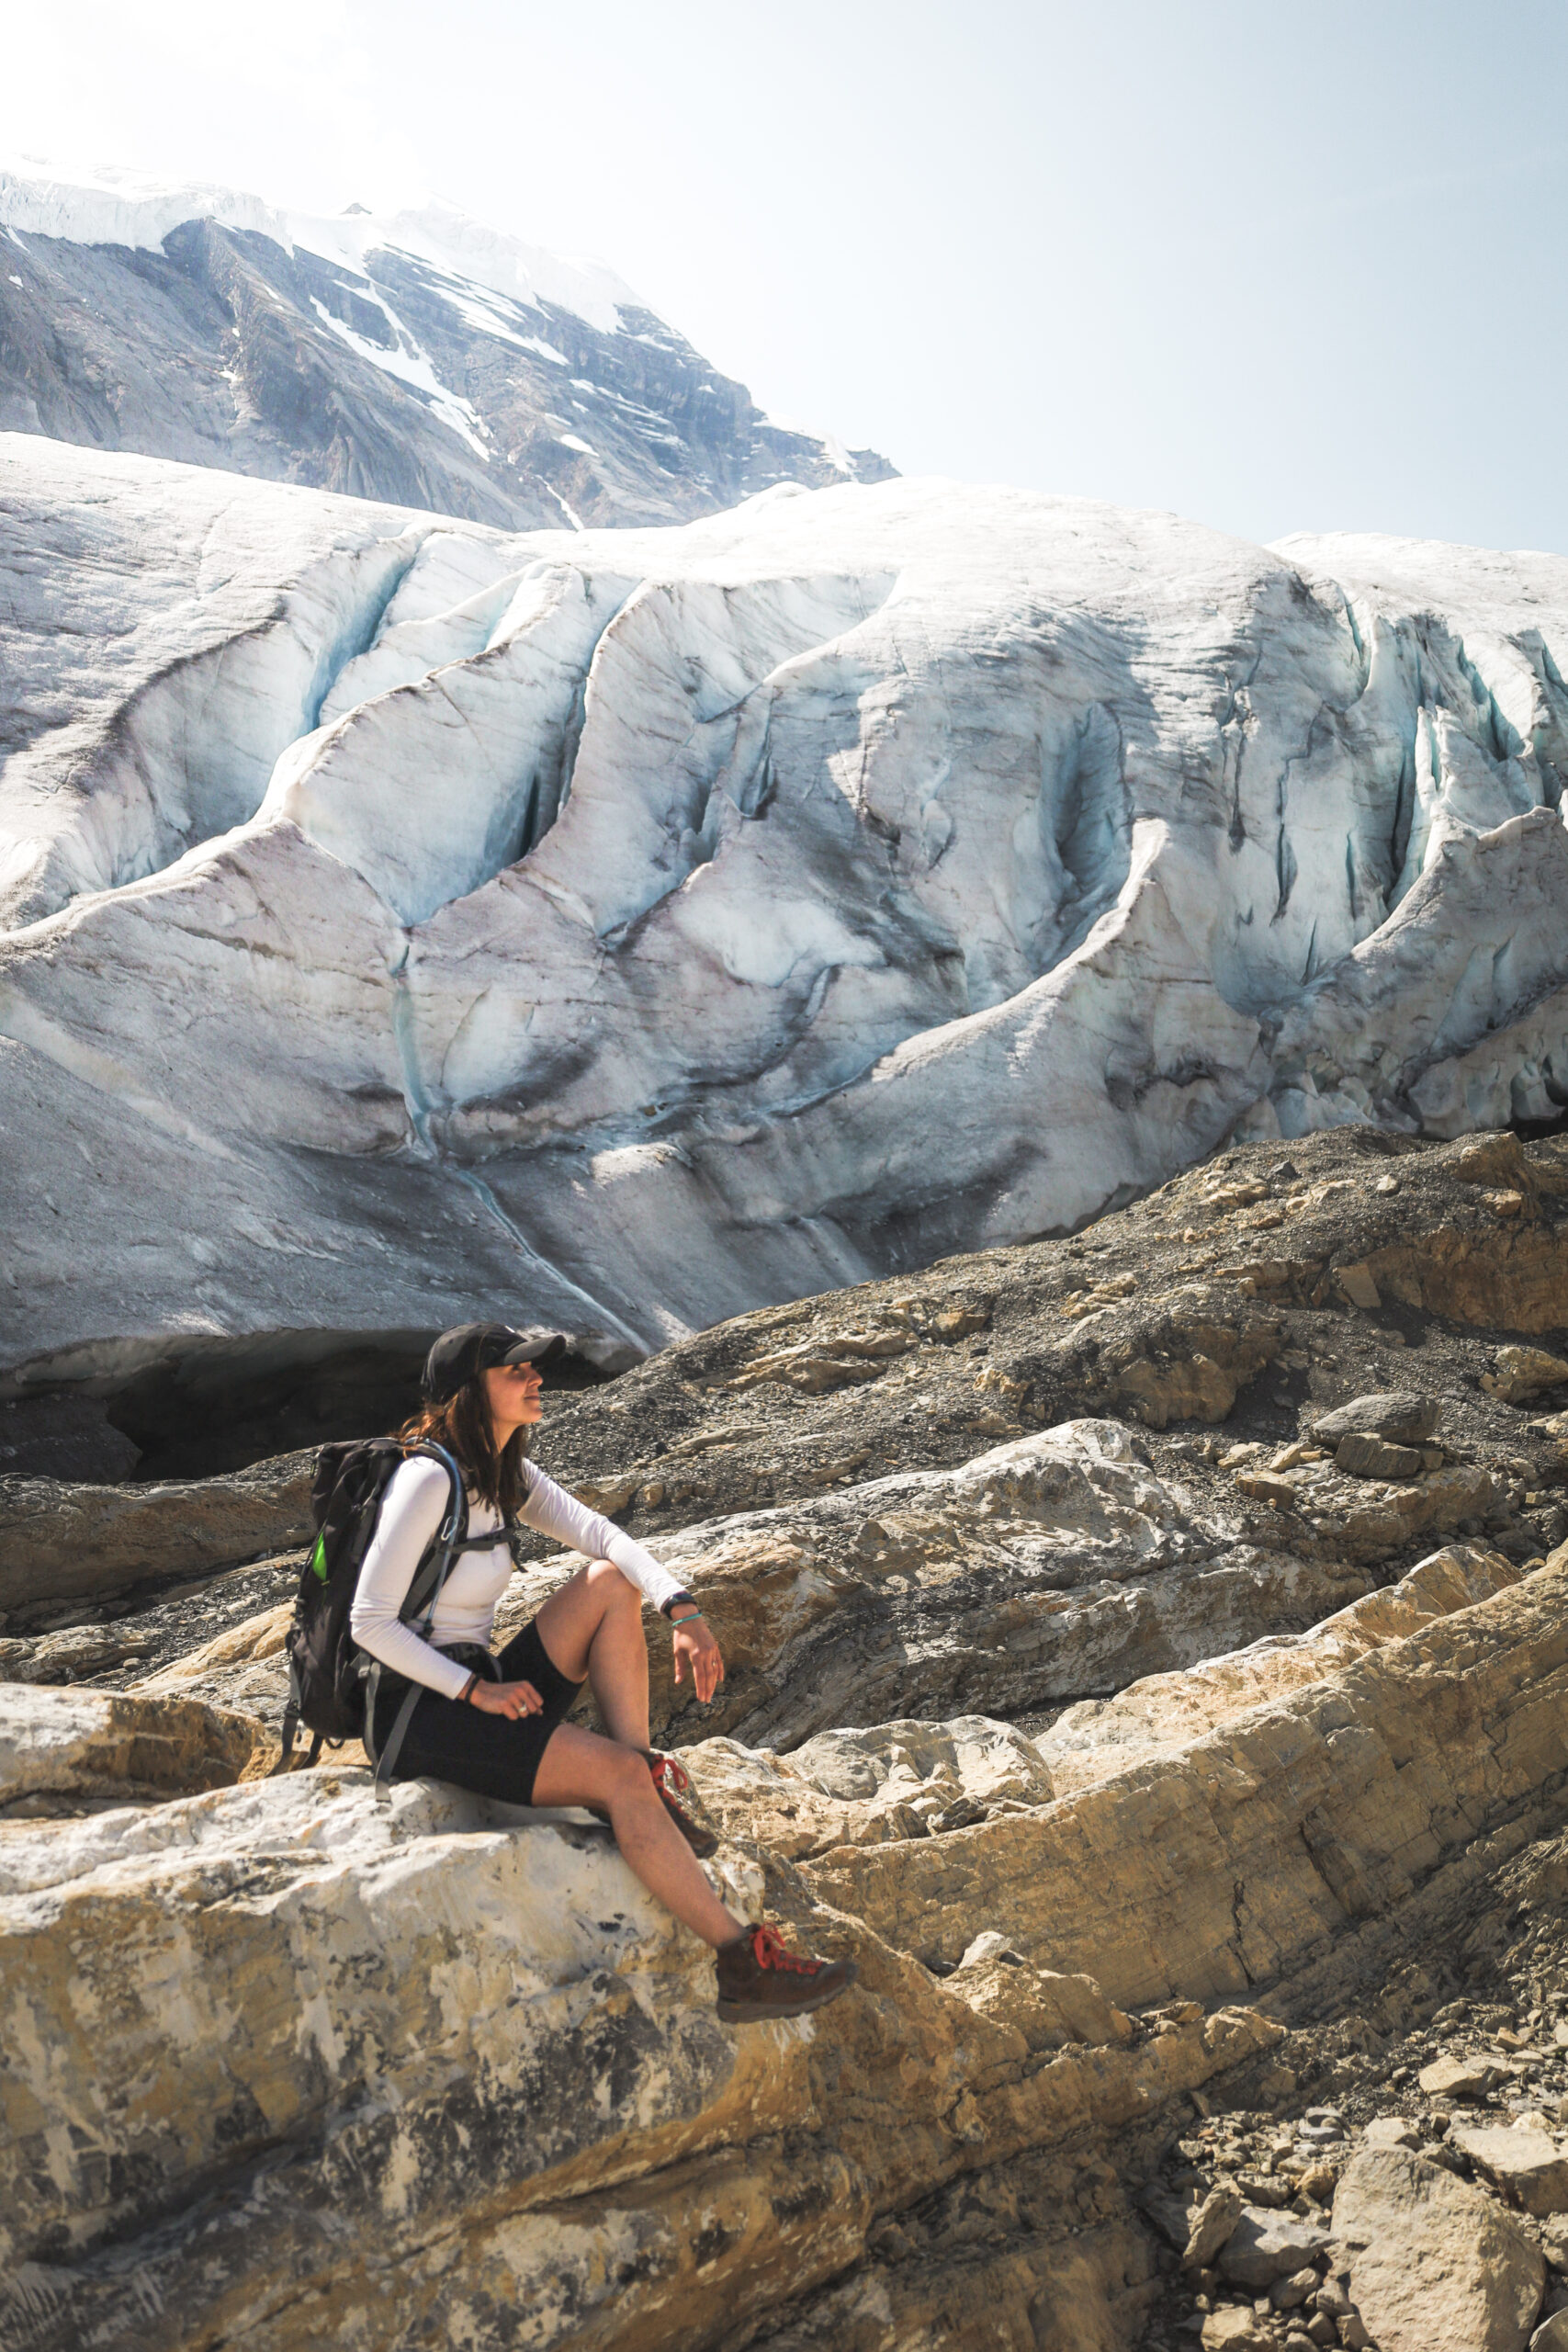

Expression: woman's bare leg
xmin=533 ymin=1560 xmax=651 ymax=1748
xmin=531 ymin=1724 xmax=742 ymax=1949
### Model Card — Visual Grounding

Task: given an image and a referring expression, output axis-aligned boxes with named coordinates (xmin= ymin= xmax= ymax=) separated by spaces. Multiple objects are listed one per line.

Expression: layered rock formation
xmin=0 ymin=164 xmax=890 ymax=529
xmin=4 ymin=1129 xmax=1567 ymax=2347
xmin=3 ymin=441 xmax=1566 ymax=1441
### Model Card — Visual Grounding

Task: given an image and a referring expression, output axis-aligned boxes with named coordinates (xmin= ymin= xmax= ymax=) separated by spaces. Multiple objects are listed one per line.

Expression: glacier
xmin=1 ymin=435 xmax=1565 ymax=1404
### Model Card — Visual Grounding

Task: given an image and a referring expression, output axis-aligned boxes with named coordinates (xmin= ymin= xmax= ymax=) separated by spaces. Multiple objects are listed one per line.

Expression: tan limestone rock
xmin=1202 ymin=2308 xmax=1274 ymax=2349
xmin=1484 ymin=1347 xmax=1568 ymax=1405
xmin=0 ymin=1682 xmax=273 ymax=1815
xmin=801 ymin=1565 xmax=1568 ymax=1996
xmin=0 ymin=1622 xmax=158 ymax=1684
xmin=1336 ymin=1261 xmax=1382 ymax=1310
xmin=490 ymin=1419 xmax=1381 ymax=1756
xmin=952 ymin=1936 xmax=1135 ymax=2053
xmin=1186 ymin=2184 xmax=1247 ymax=2267
xmin=1332 ymin=2144 xmax=1545 ymax=2352
xmin=684 ymin=1716 xmax=1055 ymax=1860
xmin=1450 ymin=2125 xmax=1568 ymax=2217
xmin=1335 ymin=1432 xmax=1424 ymax=1480
xmin=130 ymin=1601 xmax=334 ymax=1753
xmin=677 ymin=1535 xmax=1512 ymax=1861
xmin=1034 ymin=1543 xmax=1518 ymax=1797
xmin=1363 ymin=2114 xmax=1422 ymax=2149
xmin=1366 ymin=1219 xmax=1568 ymax=1335
xmin=0 ymin=1713 xmax=1285 ymax=2351
xmin=1419 ymin=2052 xmax=1504 ymax=2101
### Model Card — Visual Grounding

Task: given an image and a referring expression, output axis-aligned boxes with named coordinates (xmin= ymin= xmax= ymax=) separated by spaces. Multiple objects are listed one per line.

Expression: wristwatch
xmin=660 ymin=1590 xmax=698 ymax=1621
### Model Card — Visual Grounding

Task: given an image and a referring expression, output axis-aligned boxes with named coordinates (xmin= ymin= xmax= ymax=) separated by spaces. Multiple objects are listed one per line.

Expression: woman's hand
xmin=468 ymin=1678 xmax=544 ymax=1719
xmin=671 ymin=1614 xmax=725 ymax=1704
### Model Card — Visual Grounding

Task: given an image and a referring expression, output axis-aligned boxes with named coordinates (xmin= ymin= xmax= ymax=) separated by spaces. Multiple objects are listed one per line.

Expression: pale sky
xmin=6 ymin=0 xmax=1566 ymax=555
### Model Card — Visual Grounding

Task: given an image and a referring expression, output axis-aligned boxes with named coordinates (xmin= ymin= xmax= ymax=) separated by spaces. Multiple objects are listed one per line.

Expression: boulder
xmin=1202 ymin=2310 xmax=1272 ymax=2350
xmin=1419 ymin=2052 xmax=1504 ymax=2101
xmin=1335 ymin=1432 xmax=1425 ymax=1480
xmin=1142 ymin=2180 xmax=1244 ymax=2264
xmin=1332 ymin=2144 xmax=1545 ymax=2352
xmin=1312 ymin=1393 xmax=1442 ymax=1446
xmin=1217 ymin=2206 xmax=1329 ymax=2288
xmin=1485 ymin=1349 xmax=1568 ymax=1406
xmin=1363 ymin=2115 xmax=1423 ymax=2149
xmin=1186 ymin=2185 xmax=1247 ymax=2267
xmin=1450 ymin=2125 xmax=1568 ymax=2218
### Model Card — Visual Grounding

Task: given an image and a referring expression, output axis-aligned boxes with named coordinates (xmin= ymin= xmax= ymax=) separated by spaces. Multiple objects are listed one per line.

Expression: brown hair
xmin=399 ymin=1374 xmax=533 ymax=1519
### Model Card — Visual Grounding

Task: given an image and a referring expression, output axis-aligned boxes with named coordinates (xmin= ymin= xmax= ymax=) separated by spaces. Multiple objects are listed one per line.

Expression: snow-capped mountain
xmin=0 ymin=162 xmax=893 ymax=527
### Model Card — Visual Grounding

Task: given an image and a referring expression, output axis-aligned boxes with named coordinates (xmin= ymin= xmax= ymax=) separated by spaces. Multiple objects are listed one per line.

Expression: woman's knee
xmin=587 ymin=1557 xmax=641 ymax=1611
xmin=601 ymin=1740 xmax=653 ymax=1804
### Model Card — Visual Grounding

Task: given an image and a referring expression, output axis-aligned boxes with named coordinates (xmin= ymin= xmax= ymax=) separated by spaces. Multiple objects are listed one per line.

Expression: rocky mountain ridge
xmin=0 ymin=163 xmax=892 ymax=529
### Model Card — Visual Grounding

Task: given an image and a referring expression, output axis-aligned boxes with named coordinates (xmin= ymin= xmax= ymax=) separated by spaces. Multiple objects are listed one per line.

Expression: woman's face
xmin=482 ymin=1360 xmax=546 ymax=1432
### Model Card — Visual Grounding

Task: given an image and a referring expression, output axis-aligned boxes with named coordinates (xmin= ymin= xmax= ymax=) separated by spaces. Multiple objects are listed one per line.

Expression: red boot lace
xmin=750 ymin=1925 xmax=818 ymax=1976
xmin=649 ymin=1753 xmax=693 ymax=1799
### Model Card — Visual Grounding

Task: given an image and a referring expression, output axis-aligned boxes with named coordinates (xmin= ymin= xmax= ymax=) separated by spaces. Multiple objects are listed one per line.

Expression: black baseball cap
xmin=422 ymin=1321 xmax=569 ymax=1403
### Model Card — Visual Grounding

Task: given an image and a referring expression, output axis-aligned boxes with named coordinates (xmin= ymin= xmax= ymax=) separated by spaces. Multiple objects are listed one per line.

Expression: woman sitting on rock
xmin=350 ymin=1320 xmax=856 ymax=2025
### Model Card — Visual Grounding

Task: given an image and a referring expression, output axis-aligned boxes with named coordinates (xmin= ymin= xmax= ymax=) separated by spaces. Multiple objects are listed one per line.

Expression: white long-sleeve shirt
xmin=350 ymin=1454 xmax=686 ymax=1702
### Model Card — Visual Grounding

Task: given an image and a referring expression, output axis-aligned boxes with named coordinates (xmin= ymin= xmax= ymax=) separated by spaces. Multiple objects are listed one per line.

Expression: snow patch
xmin=306 ymin=293 xmax=489 ymax=459
xmin=0 ymin=163 xmax=640 ymax=334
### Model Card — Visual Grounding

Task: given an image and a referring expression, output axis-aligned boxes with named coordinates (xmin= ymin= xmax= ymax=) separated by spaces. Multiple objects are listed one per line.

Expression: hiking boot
xmin=643 ymin=1748 xmax=720 ymax=1858
xmin=715 ymin=1924 xmax=859 ymax=2023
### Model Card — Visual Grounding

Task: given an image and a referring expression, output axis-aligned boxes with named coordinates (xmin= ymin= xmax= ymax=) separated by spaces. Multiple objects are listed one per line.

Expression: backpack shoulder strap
xmin=362 ymin=1442 xmax=472 ymax=1788
xmin=398 ymin=1442 xmax=468 ymax=1625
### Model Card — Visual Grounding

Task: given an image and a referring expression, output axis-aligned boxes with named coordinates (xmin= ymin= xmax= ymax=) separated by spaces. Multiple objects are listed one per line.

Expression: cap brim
xmin=500 ymin=1333 xmax=569 ymax=1369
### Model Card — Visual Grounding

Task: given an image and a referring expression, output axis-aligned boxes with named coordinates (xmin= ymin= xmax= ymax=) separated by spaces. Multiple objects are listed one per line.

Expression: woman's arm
xmin=518 ymin=1464 xmax=690 ymax=1612
xmin=349 ymin=1457 xmax=475 ymax=1702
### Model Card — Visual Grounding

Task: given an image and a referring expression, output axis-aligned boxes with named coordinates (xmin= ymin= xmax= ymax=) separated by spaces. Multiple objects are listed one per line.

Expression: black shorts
xmin=369 ymin=1618 xmax=585 ymax=1806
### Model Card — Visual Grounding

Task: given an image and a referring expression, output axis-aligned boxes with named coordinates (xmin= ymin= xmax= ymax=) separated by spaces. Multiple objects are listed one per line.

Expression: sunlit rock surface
xmin=6 ymin=1547 xmax=1567 ymax=2347
xmin=2 ymin=440 xmax=1566 ymax=1390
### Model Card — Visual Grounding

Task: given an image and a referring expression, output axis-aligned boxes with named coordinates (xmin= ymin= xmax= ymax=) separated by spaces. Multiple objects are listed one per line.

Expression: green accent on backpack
xmin=310 ymin=1532 xmax=330 ymax=1582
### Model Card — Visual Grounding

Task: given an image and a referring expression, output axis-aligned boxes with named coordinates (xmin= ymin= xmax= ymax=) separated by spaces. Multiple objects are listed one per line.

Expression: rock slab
xmin=0 ymin=1450 xmax=313 ymax=1615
